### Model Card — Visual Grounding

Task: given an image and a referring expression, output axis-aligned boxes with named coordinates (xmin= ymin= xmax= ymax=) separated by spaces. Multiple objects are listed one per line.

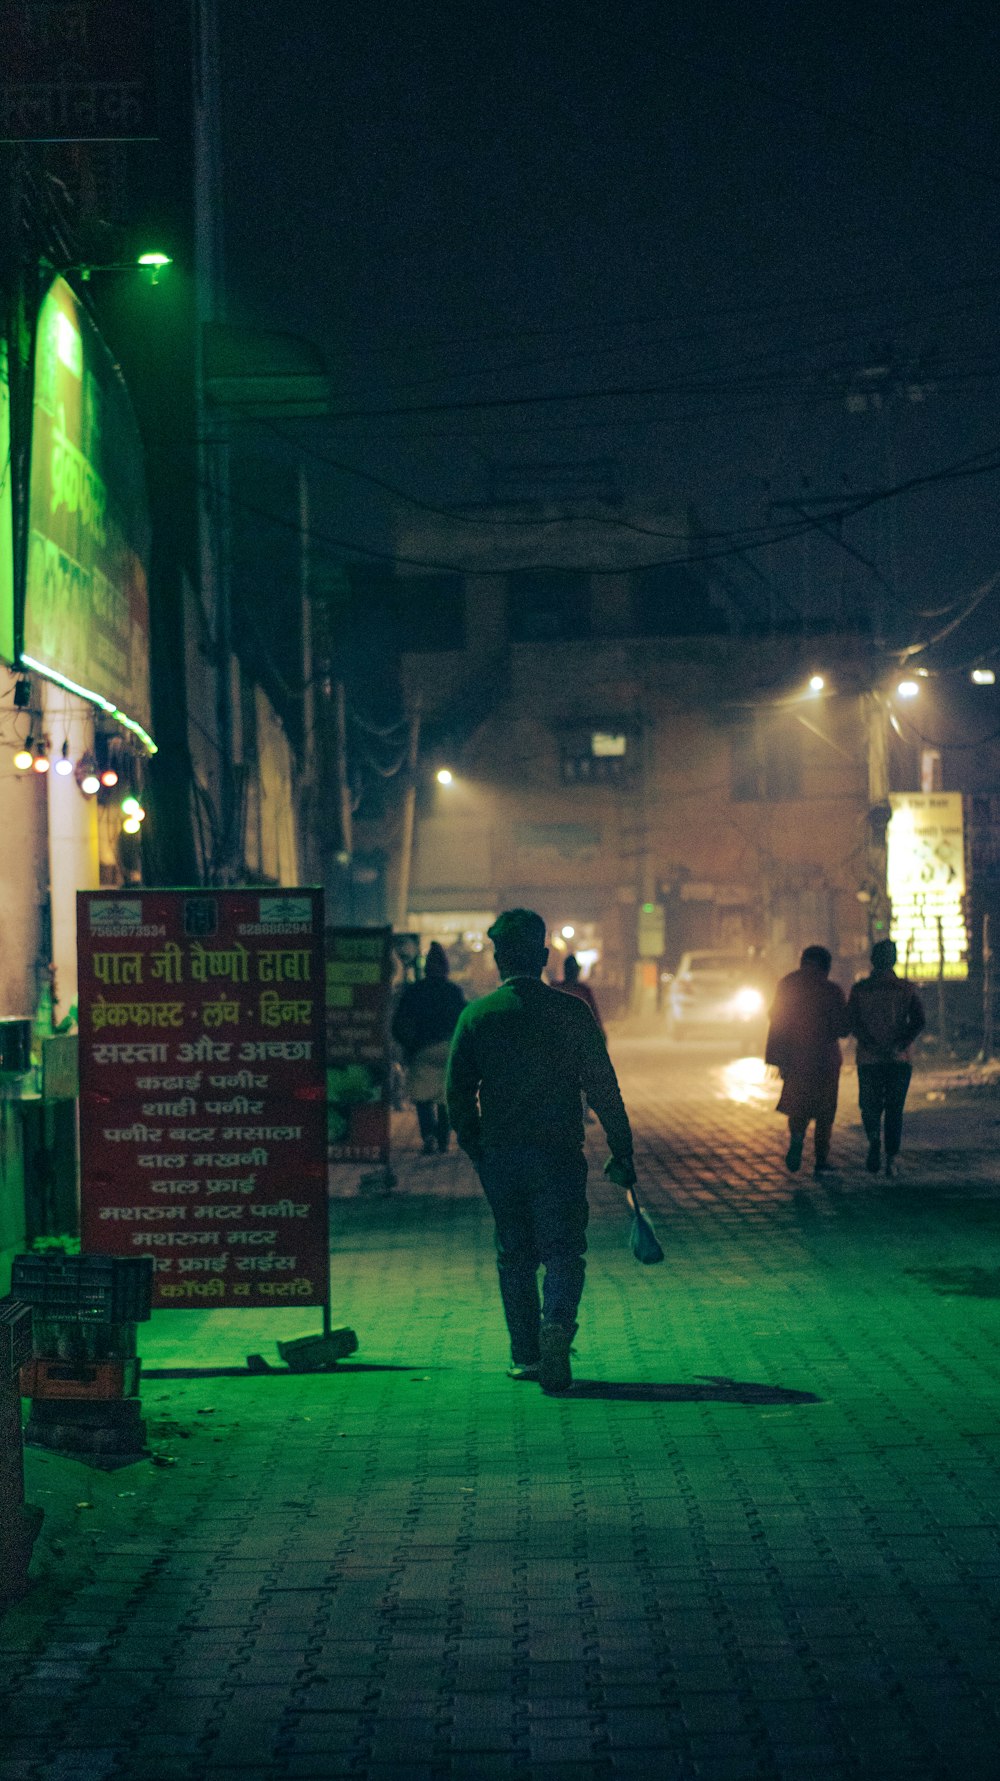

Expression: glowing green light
xmin=137 ymin=252 xmax=171 ymax=268
xmin=19 ymin=656 xmax=156 ymax=755
xmin=642 ymin=902 xmax=656 ymax=914
xmin=121 ymin=796 xmax=142 ymax=818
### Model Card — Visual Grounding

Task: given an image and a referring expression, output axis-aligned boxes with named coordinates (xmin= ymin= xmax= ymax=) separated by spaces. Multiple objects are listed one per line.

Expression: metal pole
xmin=334 ymin=680 xmax=353 ymax=864
xmin=937 ymin=914 xmax=948 ymax=1052
xmin=299 ymin=465 xmax=317 ymax=882
xmin=395 ymin=700 xmax=421 ymax=933
xmin=982 ymin=912 xmax=993 ymax=1062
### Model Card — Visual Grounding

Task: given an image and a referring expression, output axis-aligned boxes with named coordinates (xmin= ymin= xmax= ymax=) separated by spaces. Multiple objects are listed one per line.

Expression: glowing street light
xmin=896 ymin=680 xmax=920 ymax=699
xmin=436 ymin=768 xmax=453 ymax=786
xmin=972 ymin=668 xmax=996 ymax=686
xmin=561 ymin=925 xmax=575 ymax=939
xmin=808 ymin=674 xmax=825 ymax=693
xmin=137 ymin=251 xmax=172 ymax=285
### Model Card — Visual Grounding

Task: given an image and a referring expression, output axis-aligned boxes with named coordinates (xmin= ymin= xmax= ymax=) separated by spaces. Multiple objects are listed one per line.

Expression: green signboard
xmin=24 ymin=278 xmax=153 ymax=749
xmin=0 ymin=340 xmax=14 ymax=665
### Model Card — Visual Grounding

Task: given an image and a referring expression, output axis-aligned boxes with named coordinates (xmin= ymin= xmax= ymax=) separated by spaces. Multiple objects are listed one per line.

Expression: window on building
xmin=508 ymin=570 xmax=591 ymax=642
xmin=731 ymin=717 xmax=804 ymax=801
xmin=560 ymin=727 xmax=635 ymax=785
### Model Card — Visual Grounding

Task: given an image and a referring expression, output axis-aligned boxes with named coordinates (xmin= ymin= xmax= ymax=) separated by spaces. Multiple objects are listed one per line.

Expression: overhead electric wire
xmin=322 ymin=271 xmax=1000 ymax=361
xmin=325 ymin=288 xmax=997 ymax=403
xmin=194 ymin=437 xmax=1000 ymax=580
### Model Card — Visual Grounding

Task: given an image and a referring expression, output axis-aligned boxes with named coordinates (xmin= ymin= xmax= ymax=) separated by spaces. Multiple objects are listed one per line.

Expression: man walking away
xmin=446 ymin=909 xmax=636 ymax=1394
xmin=392 ymin=942 xmax=466 ymax=1154
xmin=766 ymin=945 xmax=850 ymax=1176
xmin=847 ymin=939 xmax=926 ymax=1178
xmin=554 ymin=954 xmax=606 ymax=1039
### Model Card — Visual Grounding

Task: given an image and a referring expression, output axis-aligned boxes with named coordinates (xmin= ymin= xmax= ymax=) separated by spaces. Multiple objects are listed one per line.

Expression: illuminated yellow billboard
xmin=887 ymin=792 xmax=967 ymax=980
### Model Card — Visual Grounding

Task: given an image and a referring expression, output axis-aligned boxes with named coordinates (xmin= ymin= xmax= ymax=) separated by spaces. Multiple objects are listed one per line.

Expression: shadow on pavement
xmin=906 ymin=1265 xmax=1000 ymax=1298
xmin=567 ymin=1375 xmax=821 ymax=1405
xmin=143 ymin=1363 xmax=430 ymax=1378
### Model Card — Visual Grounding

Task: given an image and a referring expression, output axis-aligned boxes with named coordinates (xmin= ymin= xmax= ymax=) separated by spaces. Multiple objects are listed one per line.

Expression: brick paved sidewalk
xmin=4 ymin=1038 xmax=1000 ymax=1779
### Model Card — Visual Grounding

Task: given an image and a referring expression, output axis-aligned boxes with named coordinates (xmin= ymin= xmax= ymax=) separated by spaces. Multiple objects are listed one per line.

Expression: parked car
xmin=664 ymin=950 xmax=770 ymax=1041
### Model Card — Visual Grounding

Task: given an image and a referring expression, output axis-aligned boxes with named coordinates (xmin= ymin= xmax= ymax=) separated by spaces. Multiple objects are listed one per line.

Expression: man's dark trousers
xmin=857 ymin=1061 xmax=913 ymax=1158
xmin=477 ymin=1146 xmax=589 ymax=1366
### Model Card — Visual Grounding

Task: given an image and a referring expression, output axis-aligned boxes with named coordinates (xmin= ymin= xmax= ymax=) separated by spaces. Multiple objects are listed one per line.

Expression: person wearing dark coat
xmin=846 ymin=939 xmax=926 ymax=1177
xmin=391 ymin=942 xmax=466 ymax=1154
xmin=554 ymin=954 xmax=606 ymax=1039
xmin=765 ymin=945 xmax=850 ymax=1176
xmin=446 ymin=909 xmax=635 ymax=1393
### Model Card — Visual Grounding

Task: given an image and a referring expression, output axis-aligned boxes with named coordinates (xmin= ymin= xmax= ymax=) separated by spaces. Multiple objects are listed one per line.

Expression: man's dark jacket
xmin=391 ymin=977 xmax=465 ymax=1062
xmin=446 ymin=975 xmax=633 ymax=1162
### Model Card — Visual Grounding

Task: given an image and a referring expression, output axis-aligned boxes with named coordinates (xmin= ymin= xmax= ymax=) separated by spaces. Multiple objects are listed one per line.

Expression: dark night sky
xmin=217 ymin=1 xmax=1000 ymax=658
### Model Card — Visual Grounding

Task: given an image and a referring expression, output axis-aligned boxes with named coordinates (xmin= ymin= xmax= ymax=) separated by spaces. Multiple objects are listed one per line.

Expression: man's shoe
xmin=865 ymin=1141 xmax=881 ymax=1174
xmin=785 ymin=1137 xmax=804 ymax=1173
xmin=539 ymin=1322 xmax=573 ymax=1395
xmin=506 ymin=1363 xmax=539 ymax=1381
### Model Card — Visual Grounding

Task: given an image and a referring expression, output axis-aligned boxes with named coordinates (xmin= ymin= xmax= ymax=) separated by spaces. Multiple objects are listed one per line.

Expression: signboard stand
xmin=77 ymin=889 xmax=344 ymax=1369
xmin=326 ymin=926 xmax=394 ymax=1192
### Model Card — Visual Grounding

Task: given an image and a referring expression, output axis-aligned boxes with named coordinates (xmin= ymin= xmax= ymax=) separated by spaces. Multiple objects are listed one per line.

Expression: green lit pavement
xmin=4 ymin=1038 xmax=1000 ymax=1779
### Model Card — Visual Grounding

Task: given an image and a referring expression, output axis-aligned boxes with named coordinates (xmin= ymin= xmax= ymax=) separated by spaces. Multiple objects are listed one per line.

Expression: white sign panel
xmin=887 ymin=793 xmax=967 ymax=980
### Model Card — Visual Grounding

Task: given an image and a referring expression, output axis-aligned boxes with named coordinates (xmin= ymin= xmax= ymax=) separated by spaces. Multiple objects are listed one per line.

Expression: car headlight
xmin=732 ymin=985 xmax=765 ymax=1018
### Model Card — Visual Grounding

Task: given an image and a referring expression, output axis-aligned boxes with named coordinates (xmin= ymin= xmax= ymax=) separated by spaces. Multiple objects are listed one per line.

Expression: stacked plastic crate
xmin=12 ymin=1254 xmax=153 ymax=1464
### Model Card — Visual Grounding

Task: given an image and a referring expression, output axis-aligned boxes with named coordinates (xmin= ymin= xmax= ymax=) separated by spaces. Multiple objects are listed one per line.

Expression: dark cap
xmin=487 ymin=909 xmax=547 ymax=952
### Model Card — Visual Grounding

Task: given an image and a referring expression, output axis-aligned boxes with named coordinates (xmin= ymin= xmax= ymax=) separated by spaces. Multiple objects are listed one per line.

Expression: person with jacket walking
xmin=446 ymin=909 xmax=635 ymax=1394
xmin=391 ymin=942 xmax=466 ymax=1155
xmin=765 ymin=945 xmax=850 ymax=1175
xmin=554 ymin=954 xmax=606 ymax=1039
xmin=847 ymin=939 xmax=926 ymax=1177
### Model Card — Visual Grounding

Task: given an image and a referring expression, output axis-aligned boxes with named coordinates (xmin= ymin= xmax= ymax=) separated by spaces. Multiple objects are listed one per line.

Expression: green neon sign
xmin=24 ymin=279 xmax=153 ymax=750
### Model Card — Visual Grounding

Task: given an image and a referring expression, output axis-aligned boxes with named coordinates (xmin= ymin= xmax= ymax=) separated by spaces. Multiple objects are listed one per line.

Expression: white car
xmin=665 ymin=950 xmax=769 ymax=1040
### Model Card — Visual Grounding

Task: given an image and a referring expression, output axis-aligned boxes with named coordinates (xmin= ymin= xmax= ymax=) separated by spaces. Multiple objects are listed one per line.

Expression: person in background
xmin=765 ymin=944 xmax=850 ymax=1176
xmin=554 ymin=953 xmax=606 ymax=1039
xmin=446 ymin=909 xmax=635 ymax=1394
xmin=847 ymin=939 xmax=926 ymax=1177
xmin=391 ymin=942 xmax=466 ymax=1155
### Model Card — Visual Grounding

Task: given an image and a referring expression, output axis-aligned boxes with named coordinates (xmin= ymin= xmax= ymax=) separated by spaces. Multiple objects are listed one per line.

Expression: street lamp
xmin=896 ymin=680 xmax=920 ymax=699
xmin=436 ymin=767 xmax=454 ymax=786
xmin=808 ymin=674 xmax=825 ymax=693
xmin=972 ymin=668 xmax=996 ymax=686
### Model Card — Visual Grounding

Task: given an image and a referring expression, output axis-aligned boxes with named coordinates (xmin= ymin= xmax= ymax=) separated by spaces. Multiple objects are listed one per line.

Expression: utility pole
xmin=865 ymin=691 xmax=892 ymax=949
xmin=298 ymin=464 xmax=318 ymax=884
xmin=394 ymin=699 xmax=421 ymax=933
xmin=980 ymin=912 xmax=993 ymax=1062
xmin=334 ymin=679 xmax=353 ymax=877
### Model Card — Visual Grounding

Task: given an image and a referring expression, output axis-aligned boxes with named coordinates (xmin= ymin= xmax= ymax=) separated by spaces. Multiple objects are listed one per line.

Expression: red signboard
xmin=326 ymin=927 xmax=392 ymax=1165
xmin=77 ymin=889 xmax=327 ymax=1312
